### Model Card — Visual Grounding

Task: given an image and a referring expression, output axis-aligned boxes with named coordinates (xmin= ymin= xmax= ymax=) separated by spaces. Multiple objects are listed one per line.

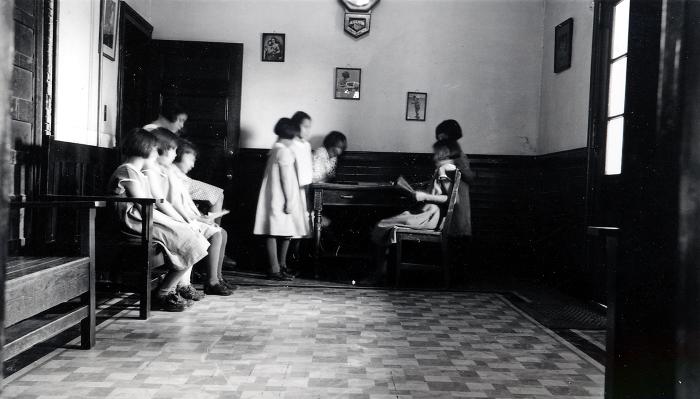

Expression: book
xmin=394 ymin=175 xmax=416 ymax=194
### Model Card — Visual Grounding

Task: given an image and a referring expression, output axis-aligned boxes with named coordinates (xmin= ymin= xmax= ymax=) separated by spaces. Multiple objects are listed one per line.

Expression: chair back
xmin=436 ymin=169 xmax=461 ymax=236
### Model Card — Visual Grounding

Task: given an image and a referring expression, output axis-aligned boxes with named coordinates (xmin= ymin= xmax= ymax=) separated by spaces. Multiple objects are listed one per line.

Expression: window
xmin=604 ymin=0 xmax=630 ymax=175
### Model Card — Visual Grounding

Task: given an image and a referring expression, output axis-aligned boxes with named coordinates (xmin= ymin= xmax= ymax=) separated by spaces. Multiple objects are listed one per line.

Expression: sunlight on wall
xmin=54 ymin=0 xmax=100 ymax=146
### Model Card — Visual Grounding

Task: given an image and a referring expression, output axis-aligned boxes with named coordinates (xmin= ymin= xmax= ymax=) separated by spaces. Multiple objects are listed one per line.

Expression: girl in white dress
xmin=253 ymin=118 xmax=306 ymax=280
xmin=145 ymin=128 xmax=233 ymax=297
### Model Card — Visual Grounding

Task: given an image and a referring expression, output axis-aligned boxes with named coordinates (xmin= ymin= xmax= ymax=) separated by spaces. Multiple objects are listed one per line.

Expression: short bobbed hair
xmin=433 ymin=139 xmax=462 ymax=162
xmin=435 ymin=119 xmax=462 ymax=141
xmin=274 ymin=118 xmax=299 ymax=139
xmin=122 ymin=128 xmax=158 ymax=158
xmin=161 ymin=103 xmax=187 ymax=123
xmin=291 ymin=111 xmax=311 ymax=126
xmin=323 ymin=131 xmax=347 ymax=151
xmin=151 ymin=127 xmax=179 ymax=155
xmin=175 ymin=138 xmax=198 ymax=163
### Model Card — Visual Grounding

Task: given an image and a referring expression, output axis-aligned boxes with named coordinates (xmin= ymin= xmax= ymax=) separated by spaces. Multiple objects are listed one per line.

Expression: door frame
xmin=115 ymin=2 xmax=153 ymax=146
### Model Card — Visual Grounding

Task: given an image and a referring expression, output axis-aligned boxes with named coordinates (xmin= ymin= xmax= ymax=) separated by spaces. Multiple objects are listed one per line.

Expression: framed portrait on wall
xmin=262 ymin=33 xmax=285 ymax=62
xmin=406 ymin=92 xmax=427 ymax=121
xmin=101 ymin=0 xmax=118 ymax=60
xmin=554 ymin=18 xmax=573 ymax=73
xmin=335 ymin=67 xmax=361 ymax=100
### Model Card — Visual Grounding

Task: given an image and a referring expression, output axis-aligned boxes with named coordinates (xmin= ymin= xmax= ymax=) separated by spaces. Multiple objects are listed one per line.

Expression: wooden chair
xmin=394 ymin=169 xmax=461 ymax=288
xmin=44 ymin=195 xmax=168 ymax=320
xmin=4 ymin=200 xmax=103 ymax=362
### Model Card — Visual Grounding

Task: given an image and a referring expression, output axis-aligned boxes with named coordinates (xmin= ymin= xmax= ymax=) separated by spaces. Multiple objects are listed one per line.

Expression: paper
xmin=207 ymin=209 xmax=230 ymax=219
xmin=394 ymin=176 xmax=415 ymax=194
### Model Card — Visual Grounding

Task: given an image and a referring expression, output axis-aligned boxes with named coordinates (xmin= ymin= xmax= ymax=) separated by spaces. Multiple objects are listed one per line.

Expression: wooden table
xmin=310 ymin=182 xmax=413 ymax=263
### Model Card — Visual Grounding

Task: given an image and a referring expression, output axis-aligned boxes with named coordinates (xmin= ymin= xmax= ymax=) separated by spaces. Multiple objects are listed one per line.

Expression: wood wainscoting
xmin=230 ymin=148 xmax=588 ymax=285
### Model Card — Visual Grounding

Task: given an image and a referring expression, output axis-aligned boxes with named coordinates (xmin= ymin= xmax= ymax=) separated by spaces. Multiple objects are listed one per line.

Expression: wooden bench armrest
xmin=10 ymin=200 xmax=106 ymax=209
xmin=42 ymin=194 xmax=163 ymax=205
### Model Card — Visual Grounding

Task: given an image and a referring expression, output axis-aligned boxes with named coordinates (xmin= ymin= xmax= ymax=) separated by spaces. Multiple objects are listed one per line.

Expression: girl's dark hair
xmin=151 ymin=127 xmax=179 ymax=155
xmin=323 ymin=131 xmax=347 ymax=151
xmin=435 ymin=119 xmax=462 ymax=140
xmin=274 ymin=117 xmax=299 ymax=139
xmin=122 ymin=128 xmax=158 ymax=158
xmin=161 ymin=103 xmax=187 ymax=123
xmin=291 ymin=111 xmax=311 ymax=126
xmin=433 ymin=139 xmax=462 ymax=162
xmin=175 ymin=138 xmax=198 ymax=163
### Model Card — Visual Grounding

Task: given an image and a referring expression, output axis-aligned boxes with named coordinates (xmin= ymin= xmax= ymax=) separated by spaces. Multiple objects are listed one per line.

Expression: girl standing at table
xmin=254 ymin=118 xmax=308 ymax=280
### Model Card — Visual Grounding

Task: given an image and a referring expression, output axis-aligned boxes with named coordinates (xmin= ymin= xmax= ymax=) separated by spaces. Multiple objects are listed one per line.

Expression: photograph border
xmin=405 ymin=92 xmax=427 ymax=121
xmin=261 ymin=32 xmax=286 ymax=62
xmin=334 ymin=67 xmax=362 ymax=100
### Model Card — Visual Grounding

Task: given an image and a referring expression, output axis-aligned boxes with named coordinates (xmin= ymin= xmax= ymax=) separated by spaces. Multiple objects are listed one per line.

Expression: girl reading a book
xmin=366 ymin=140 xmax=462 ymax=285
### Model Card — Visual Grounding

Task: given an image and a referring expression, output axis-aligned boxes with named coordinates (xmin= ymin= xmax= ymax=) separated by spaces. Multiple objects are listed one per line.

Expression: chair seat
xmin=395 ymin=227 xmax=442 ymax=241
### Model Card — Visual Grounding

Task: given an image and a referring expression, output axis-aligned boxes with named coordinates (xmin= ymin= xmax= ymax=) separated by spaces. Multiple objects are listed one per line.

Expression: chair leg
xmin=395 ymin=237 xmax=403 ymax=288
xmin=441 ymin=241 xmax=450 ymax=289
xmin=140 ymin=285 xmax=151 ymax=320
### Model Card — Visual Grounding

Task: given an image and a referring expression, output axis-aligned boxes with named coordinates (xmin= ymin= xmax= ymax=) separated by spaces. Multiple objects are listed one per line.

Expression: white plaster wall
xmin=538 ymin=0 xmax=594 ymax=153
xmin=148 ymin=0 xmax=544 ymax=155
xmin=54 ymin=0 xmax=100 ymax=146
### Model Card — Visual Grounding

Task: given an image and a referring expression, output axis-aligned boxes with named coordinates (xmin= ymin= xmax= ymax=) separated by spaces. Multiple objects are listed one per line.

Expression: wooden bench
xmin=4 ymin=200 xmax=103 ymax=361
xmin=45 ymin=195 xmax=168 ymax=320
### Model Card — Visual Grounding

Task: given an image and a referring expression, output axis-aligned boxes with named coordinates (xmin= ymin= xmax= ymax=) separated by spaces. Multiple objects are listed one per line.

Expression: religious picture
xmin=554 ymin=18 xmax=573 ymax=73
xmin=101 ymin=0 xmax=118 ymax=60
xmin=405 ymin=92 xmax=427 ymax=121
xmin=262 ymin=33 xmax=285 ymax=62
xmin=335 ymin=67 xmax=361 ymax=100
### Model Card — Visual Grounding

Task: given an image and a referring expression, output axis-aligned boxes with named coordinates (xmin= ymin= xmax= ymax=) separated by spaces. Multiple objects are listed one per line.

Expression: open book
xmin=394 ymin=175 xmax=416 ymax=194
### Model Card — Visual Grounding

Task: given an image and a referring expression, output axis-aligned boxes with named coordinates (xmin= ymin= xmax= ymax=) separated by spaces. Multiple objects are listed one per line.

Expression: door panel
xmin=150 ymin=40 xmax=243 ymax=192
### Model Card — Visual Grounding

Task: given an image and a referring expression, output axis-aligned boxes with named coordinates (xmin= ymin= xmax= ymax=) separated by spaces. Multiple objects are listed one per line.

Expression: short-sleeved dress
xmin=371 ymin=167 xmax=454 ymax=245
xmin=253 ymin=141 xmax=311 ymax=238
xmin=108 ymin=163 xmax=210 ymax=271
xmin=143 ymin=123 xmax=224 ymax=206
xmin=145 ymin=164 xmax=221 ymax=239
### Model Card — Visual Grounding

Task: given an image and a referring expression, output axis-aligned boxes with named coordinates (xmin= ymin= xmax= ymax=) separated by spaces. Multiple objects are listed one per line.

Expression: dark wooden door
xmin=149 ymin=40 xmax=243 ymax=195
xmin=116 ymin=3 xmax=153 ymax=143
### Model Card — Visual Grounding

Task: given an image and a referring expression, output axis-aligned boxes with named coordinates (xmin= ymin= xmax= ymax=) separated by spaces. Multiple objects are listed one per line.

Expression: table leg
xmin=314 ymin=208 xmax=322 ymax=278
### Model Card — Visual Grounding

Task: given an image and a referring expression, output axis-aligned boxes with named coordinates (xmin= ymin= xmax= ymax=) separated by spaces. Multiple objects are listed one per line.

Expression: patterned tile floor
xmin=3 ymin=287 xmax=604 ymax=398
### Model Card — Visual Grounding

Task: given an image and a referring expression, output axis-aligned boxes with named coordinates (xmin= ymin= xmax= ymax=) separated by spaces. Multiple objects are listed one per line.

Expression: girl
xmin=145 ymin=128 xmax=233 ymax=296
xmin=312 ymin=131 xmax=348 ymax=183
xmin=253 ymin=118 xmax=308 ymax=280
xmin=143 ymin=104 xmax=227 ymax=223
xmin=107 ymin=129 xmax=209 ymax=311
xmin=434 ymin=119 xmax=474 ymax=237
xmin=173 ymin=139 xmax=236 ymax=290
xmin=367 ymin=140 xmax=462 ymax=284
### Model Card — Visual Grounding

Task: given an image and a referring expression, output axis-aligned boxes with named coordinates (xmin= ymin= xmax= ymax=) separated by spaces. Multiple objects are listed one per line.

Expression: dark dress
xmin=450 ymin=153 xmax=474 ymax=237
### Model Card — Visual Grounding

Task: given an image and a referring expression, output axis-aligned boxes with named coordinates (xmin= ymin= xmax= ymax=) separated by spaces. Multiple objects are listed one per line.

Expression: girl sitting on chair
xmin=365 ymin=139 xmax=462 ymax=285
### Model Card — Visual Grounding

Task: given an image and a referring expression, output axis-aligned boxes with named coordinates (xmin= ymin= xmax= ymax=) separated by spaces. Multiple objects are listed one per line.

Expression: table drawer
xmin=320 ymin=189 xmax=412 ymax=207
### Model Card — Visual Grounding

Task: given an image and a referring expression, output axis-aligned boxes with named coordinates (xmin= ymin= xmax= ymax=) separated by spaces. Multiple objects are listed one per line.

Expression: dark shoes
xmin=153 ymin=291 xmax=192 ymax=312
xmin=266 ymin=272 xmax=293 ymax=281
xmin=177 ymin=284 xmax=205 ymax=301
xmin=218 ymin=275 xmax=238 ymax=290
xmin=204 ymin=283 xmax=234 ymax=296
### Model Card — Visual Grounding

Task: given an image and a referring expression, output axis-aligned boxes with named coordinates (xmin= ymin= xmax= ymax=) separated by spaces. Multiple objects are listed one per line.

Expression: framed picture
xmin=554 ymin=18 xmax=574 ymax=73
xmin=335 ymin=67 xmax=361 ymax=100
xmin=262 ymin=33 xmax=285 ymax=62
xmin=101 ymin=0 xmax=118 ymax=61
xmin=406 ymin=92 xmax=427 ymax=121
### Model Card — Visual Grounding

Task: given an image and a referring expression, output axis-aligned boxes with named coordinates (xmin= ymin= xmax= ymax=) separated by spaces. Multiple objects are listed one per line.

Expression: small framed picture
xmin=335 ymin=68 xmax=361 ymax=100
xmin=262 ymin=33 xmax=285 ymax=62
xmin=101 ymin=0 xmax=118 ymax=61
xmin=406 ymin=92 xmax=427 ymax=121
xmin=554 ymin=18 xmax=573 ymax=73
